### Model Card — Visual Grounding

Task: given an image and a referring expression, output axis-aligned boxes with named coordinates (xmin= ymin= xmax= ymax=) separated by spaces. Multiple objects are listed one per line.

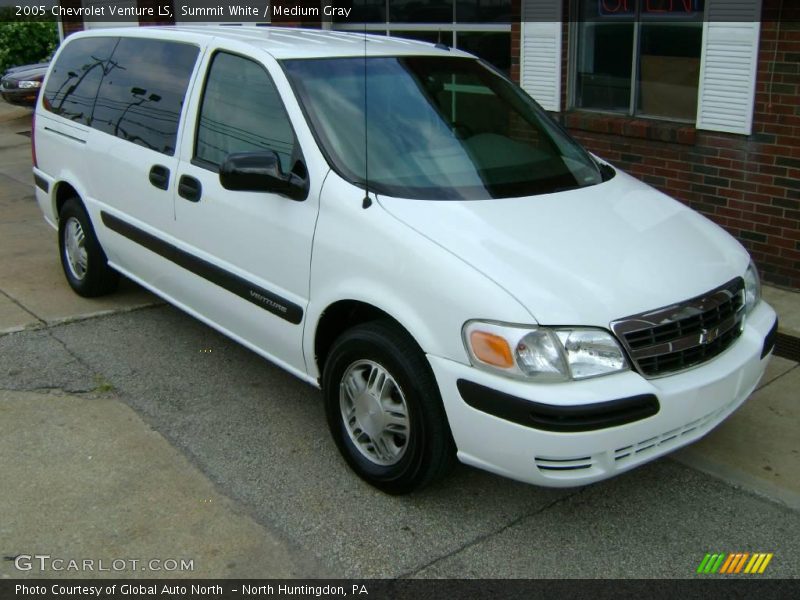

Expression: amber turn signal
xmin=469 ymin=330 xmax=514 ymax=368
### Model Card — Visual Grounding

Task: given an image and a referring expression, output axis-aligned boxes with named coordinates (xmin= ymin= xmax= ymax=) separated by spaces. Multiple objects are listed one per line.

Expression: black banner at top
xmin=0 ymin=0 xmax=792 ymax=24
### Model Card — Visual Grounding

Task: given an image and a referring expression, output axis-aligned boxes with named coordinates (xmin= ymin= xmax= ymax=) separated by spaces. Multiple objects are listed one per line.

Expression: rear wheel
xmin=323 ymin=321 xmax=456 ymax=494
xmin=58 ymin=198 xmax=118 ymax=297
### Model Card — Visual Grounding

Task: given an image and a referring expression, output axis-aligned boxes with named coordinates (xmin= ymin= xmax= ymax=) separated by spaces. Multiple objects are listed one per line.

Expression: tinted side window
xmin=43 ymin=37 xmax=118 ymax=126
xmin=196 ymin=52 xmax=296 ymax=172
xmin=91 ymin=38 xmax=199 ymax=155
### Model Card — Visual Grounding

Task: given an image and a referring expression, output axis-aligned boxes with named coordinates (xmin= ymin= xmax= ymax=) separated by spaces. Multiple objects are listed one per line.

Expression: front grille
xmin=611 ymin=278 xmax=745 ymax=378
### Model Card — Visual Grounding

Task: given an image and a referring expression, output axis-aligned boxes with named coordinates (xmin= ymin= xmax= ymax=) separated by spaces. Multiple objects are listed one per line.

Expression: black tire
xmin=58 ymin=197 xmax=119 ymax=297
xmin=323 ymin=321 xmax=456 ymax=494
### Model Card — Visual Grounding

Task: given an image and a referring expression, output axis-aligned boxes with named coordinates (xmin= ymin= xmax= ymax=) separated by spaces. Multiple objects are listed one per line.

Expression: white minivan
xmin=33 ymin=27 xmax=777 ymax=493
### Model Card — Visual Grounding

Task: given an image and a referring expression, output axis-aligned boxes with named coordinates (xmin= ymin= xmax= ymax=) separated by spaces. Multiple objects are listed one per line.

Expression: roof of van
xmin=76 ymin=26 xmax=473 ymax=60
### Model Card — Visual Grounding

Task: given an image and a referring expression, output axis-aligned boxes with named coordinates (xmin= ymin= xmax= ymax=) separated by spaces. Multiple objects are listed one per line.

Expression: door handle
xmin=149 ymin=165 xmax=170 ymax=190
xmin=178 ymin=175 xmax=202 ymax=202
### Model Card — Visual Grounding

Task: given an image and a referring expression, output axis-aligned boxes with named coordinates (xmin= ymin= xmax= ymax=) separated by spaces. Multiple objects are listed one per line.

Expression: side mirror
xmin=219 ymin=151 xmax=307 ymax=201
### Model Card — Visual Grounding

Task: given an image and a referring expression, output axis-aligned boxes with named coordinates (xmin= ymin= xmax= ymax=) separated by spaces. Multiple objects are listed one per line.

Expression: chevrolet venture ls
xmin=33 ymin=27 xmax=778 ymax=493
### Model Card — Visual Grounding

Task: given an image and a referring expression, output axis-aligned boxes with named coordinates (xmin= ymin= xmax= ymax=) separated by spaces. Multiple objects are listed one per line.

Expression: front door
xmin=171 ymin=49 xmax=319 ymax=374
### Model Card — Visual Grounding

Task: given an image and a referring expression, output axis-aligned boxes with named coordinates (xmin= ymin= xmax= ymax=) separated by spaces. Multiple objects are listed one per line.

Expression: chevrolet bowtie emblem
xmin=700 ymin=327 xmax=719 ymax=345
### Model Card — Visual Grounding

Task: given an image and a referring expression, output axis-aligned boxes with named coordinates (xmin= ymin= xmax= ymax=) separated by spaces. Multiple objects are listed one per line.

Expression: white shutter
xmin=696 ymin=0 xmax=762 ymax=135
xmin=520 ymin=0 xmax=562 ymax=112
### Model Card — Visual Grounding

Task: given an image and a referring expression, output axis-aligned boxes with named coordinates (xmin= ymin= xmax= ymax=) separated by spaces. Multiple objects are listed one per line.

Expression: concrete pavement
xmin=0 ymin=389 xmax=309 ymax=579
xmin=674 ymin=357 xmax=800 ymax=511
xmin=1 ymin=100 xmax=799 ymax=578
xmin=764 ymin=286 xmax=800 ymax=339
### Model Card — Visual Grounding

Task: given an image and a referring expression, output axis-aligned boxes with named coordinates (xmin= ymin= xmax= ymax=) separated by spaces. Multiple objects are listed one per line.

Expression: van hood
xmin=377 ymin=170 xmax=750 ymax=327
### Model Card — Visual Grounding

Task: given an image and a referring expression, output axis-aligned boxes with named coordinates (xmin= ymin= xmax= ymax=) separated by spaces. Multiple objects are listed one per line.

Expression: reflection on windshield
xmin=283 ymin=56 xmax=604 ymax=200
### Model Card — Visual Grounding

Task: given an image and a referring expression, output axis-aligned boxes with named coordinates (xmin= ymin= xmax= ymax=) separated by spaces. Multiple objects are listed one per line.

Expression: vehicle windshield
xmin=282 ymin=56 xmax=604 ymax=200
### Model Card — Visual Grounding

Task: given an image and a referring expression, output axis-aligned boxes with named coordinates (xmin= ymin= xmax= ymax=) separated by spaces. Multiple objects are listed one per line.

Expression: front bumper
xmin=428 ymin=300 xmax=777 ymax=487
xmin=1 ymin=89 xmax=38 ymax=106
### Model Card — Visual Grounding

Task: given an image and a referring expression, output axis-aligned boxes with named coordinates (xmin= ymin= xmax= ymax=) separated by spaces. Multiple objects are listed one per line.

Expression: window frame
xmin=567 ymin=1 xmax=705 ymax=124
xmin=331 ymin=0 xmax=512 ymax=65
xmin=191 ymin=49 xmax=303 ymax=175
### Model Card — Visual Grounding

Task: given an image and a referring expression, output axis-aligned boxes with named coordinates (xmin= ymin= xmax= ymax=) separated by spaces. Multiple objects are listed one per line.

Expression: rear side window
xmin=195 ymin=52 xmax=296 ymax=172
xmin=91 ymin=38 xmax=199 ymax=155
xmin=43 ymin=37 xmax=118 ymax=126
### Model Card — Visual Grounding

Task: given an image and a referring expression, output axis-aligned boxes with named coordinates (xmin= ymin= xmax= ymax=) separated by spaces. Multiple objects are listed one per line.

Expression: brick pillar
xmin=59 ymin=0 xmax=84 ymax=37
xmin=510 ymin=0 xmax=520 ymax=83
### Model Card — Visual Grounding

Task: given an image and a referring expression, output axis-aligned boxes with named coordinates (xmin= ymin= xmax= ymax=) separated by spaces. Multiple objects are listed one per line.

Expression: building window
xmin=573 ymin=0 xmax=704 ymax=122
xmin=333 ymin=0 xmax=512 ymax=74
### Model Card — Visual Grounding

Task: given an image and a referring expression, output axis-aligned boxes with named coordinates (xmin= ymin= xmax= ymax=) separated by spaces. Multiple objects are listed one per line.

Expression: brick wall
xmin=748 ymin=0 xmax=800 ymax=288
xmin=510 ymin=1 xmax=520 ymax=83
xmin=59 ymin=0 xmax=84 ymax=37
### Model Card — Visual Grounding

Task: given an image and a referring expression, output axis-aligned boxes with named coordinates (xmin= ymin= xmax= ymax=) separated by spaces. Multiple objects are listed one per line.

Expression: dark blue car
xmin=1 ymin=62 xmax=49 ymax=107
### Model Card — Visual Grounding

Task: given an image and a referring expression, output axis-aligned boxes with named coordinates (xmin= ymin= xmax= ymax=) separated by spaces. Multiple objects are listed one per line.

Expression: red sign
xmin=599 ymin=0 xmax=702 ymax=16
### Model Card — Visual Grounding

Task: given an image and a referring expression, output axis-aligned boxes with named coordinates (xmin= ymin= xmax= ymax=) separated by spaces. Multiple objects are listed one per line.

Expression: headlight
xmin=743 ymin=261 xmax=761 ymax=314
xmin=463 ymin=321 xmax=628 ymax=382
xmin=18 ymin=80 xmax=42 ymax=89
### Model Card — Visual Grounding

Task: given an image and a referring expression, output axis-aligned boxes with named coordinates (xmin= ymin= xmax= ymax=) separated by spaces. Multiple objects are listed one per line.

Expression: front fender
xmin=304 ymin=173 xmax=535 ymax=380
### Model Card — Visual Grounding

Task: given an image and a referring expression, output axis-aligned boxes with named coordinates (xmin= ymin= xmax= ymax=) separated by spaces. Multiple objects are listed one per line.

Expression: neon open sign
xmin=599 ymin=0 xmax=704 ymax=15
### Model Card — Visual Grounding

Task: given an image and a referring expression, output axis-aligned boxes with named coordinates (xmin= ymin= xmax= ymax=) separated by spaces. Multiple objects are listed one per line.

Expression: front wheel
xmin=323 ymin=321 xmax=456 ymax=494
